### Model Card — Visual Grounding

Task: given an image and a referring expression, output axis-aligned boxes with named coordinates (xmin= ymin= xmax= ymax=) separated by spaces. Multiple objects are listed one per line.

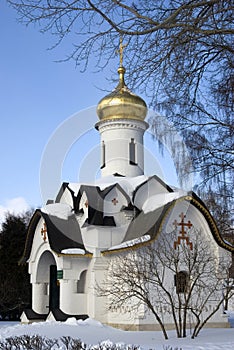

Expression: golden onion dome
xmin=97 ymin=66 xmax=147 ymax=121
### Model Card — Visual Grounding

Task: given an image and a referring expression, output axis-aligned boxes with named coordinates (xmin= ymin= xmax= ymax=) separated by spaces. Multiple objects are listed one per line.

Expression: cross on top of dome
xmin=117 ymin=36 xmax=127 ymax=68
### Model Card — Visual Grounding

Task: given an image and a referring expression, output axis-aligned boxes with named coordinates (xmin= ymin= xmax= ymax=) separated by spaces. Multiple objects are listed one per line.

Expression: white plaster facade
xmin=21 ymin=174 xmax=233 ymax=329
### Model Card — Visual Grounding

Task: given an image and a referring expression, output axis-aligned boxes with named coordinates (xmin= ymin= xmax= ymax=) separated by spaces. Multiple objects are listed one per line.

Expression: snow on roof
xmin=63 ymin=175 xmax=178 ymax=202
xmin=142 ymin=192 xmax=183 ymax=214
xmin=108 ymin=234 xmax=151 ymax=251
xmin=61 ymin=248 xmax=86 ymax=255
xmin=41 ymin=203 xmax=73 ymax=220
xmin=60 ymin=175 xmax=149 ymax=199
xmin=95 ymin=175 xmax=148 ymax=195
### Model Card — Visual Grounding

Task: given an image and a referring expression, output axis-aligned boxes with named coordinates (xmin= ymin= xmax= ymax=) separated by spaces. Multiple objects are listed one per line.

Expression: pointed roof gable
xmin=19 ymin=208 xmax=88 ymax=264
xmin=132 ymin=175 xmax=174 ymax=210
xmin=103 ymin=193 xmax=234 ymax=255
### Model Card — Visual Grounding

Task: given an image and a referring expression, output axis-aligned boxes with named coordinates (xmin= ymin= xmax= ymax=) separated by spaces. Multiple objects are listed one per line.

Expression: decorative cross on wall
xmin=173 ymin=212 xmax=193 ymax=250
xmin=41 ymin=222 xmax=47 ymax=242
xmin=112 ymin=198 xmax=119 ymax=206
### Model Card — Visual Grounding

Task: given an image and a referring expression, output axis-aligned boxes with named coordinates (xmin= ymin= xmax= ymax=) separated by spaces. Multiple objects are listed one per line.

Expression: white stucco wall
xmin=98 ymin=119 xmax=148 ymax=177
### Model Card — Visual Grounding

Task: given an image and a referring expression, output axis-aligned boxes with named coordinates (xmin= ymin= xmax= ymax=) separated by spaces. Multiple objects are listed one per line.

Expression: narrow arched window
xmin=129 ymin=138 xmax=137 ymax=165
xmin=101 ymin=141 xmax=106 ymax=169
xmin=175 ymin=271 xmax=189 ymax=294
xmin=77 ymin=270 xmax=87 ymax=293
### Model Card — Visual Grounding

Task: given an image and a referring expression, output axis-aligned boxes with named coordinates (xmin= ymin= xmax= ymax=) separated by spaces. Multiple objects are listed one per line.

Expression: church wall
xmin=32 ymin=282 xmax=49 ymax=314
xmin=28 ymin=218 xmax=60 ymax=285
xmin=28 ymin=216 xmax=93 ymax=316
xmin=105 ymin=255 xmax=230 ymax=330
xmin=59 ymin=279 xmax=87 ymax=314
xmin=30 ymin=247 xmax=58 ymax=314
xmin=164 ymin=201 xmax=219 ymax=255
xmin=86 ymin=255 xmax=110 ymax=323
xmin=104 ymin=187 xmax=128 ymax=213
xmin=58 ymin=256 xmax=90 ymax=315
xmin=158 ymin=202 xmax=230 ymax=327
xmin=81 ymin=225 xmax=129 ymax=253
xmin=103 ymin=186 xmax=131 ymax=229
xmin=102 ymin=200 xmax=231 ymax=330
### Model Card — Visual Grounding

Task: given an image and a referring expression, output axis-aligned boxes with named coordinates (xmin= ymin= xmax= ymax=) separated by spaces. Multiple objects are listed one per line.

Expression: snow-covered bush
xmin=0 ymin=335 xmax=183 ymax=350
xmin=0 ymin=335 xmax=138 ymax=350
xmin=0 ymin=334 xmax=58 ymax=350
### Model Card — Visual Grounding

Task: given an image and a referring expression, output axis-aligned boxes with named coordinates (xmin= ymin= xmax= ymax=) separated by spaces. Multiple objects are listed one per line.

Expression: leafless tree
xmin=8 ymin=0 xmax=234 ymax=236
xmin=99 ymin=229 xmax=233 ymax=339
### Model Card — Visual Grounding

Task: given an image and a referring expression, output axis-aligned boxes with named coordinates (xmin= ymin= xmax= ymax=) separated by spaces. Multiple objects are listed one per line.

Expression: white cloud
xmin=0 ymin=197 xmax=29 ymax=224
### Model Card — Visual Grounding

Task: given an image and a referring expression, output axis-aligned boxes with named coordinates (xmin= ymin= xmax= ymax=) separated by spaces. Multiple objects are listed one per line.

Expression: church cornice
xmin=95 ymin=118 xmax=149 ymax=132
xmin=187 ymin=195 xmax=234 ymax=253
xmin=56 ymin=252 xmax=93 ymax=258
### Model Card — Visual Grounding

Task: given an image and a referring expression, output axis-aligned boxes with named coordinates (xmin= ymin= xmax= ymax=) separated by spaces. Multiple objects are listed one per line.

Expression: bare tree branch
xmin=98 ymin=228 xmax=233 ymax=338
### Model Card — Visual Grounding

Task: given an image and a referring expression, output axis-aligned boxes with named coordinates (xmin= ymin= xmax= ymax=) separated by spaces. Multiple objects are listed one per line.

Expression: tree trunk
xmin=151 ymin=308 xmax=168 ymax=340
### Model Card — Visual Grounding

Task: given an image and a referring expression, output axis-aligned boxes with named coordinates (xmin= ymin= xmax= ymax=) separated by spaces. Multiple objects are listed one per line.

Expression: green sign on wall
xmin=57 ymin=270 xmax=63 ymax=279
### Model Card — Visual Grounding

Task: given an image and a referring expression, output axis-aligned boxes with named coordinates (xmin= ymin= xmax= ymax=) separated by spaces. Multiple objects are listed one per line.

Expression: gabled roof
xmin=78 ymin=183 xmax=130 ymax=207
xmin=132 ymin=174 xmax=174 ymax=202
xmin=56 ymin=182 xmax=76 ymax=204
xmin=76 ymin=183 xmax=130 ymax=226
xmin=21 ymin=176 xmax=233 ymax=262
xmin=102 ymin=193 xmax=234 ymax=255
xmin=19 ymin=209 xmax=88 ymax=264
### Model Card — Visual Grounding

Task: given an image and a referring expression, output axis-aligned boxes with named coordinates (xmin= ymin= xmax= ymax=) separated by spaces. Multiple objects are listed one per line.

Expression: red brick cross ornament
xmin=112 ymin=198 xmax=119 ymax=206
xmin=173 ymin=212 xmax=193 ymax=250
xmin=41 ymin=222 xmax=47 ymax=242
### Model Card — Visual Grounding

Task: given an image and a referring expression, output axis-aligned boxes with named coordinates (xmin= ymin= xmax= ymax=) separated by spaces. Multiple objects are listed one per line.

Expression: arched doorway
xmin=33 ymin=251 xmax=59 ymax=314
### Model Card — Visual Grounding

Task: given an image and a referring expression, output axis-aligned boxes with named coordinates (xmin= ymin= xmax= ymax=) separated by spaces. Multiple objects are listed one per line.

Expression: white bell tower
xmin=95 ymin=41 xmax=148 ymax=177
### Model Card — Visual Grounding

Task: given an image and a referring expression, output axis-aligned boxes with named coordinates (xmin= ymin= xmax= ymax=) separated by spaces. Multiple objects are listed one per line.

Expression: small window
xmin=175 ymin=271 xmax=189 ymax=294
xmin=101 ymin=141 xmax=106 ymax=169
xmin=129 ymin=138 xmax=137 ymax=165
xmin=43 ymin=283 xmax=48 ymax=295
xmin=77 ymin=270 xmax=87 ymax=293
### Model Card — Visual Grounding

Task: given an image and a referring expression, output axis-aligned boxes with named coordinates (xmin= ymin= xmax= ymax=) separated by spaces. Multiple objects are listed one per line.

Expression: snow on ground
xmin=0 ymin=319 xmax=234 ymax=350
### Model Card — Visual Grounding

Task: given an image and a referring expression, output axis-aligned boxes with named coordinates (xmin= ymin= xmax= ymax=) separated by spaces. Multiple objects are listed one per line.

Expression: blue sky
xmin=0 ymin=1 xmax=180 ymax=221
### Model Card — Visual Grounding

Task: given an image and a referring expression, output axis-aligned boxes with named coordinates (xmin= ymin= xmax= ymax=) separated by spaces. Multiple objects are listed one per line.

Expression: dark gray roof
xmin=78 ymin=184 xmax=130 ymax=226
xmin=104 ymin=192 xmax=234 ymax=254
xmin=22 ymin=309 xmax=48 ymax=320
xmin=122 ymin=202 xmax=171 ymax=243
xmin=19 ymin=209 xmax=87 ymax=264
xmin=49 ymin=309 xmax=88 ymax=321
xmin=43 ymin=212 xmax=84 ymax=251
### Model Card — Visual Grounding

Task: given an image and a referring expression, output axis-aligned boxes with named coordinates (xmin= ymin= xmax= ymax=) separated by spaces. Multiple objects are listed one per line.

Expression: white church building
xmin=20 ymin=57 xmax=234 ymax=329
